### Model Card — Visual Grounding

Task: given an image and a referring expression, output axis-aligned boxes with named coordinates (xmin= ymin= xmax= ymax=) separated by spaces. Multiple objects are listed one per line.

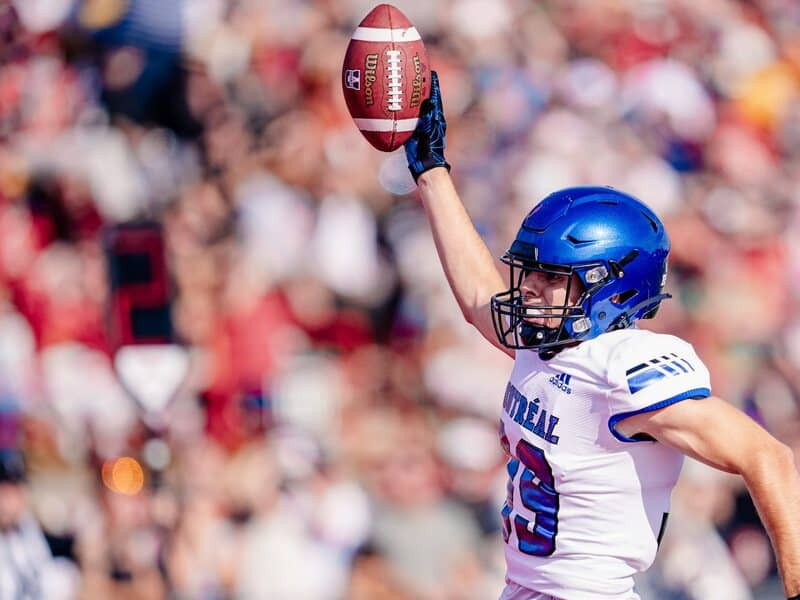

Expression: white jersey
xmin=500 ymin=328 xmax=711 ymax=599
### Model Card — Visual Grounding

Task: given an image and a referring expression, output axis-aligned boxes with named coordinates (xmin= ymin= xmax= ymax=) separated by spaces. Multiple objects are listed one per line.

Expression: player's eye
xmin=545 ymin=272 xmax=564 ymax=283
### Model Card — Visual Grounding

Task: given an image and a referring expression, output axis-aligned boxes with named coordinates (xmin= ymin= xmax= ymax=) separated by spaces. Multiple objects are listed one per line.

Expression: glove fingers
xmin=404 ymin=69 xmax=449 ymax=182
xmin=420 ymin=97 xmax=434 ymax=113
xmin=429 ymin=71 xmax=443 ymax=117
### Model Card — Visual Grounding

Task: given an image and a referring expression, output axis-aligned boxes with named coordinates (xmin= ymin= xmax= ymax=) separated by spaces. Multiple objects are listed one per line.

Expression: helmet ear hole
xmin=611 ymin=289 xmax=638 ymax=305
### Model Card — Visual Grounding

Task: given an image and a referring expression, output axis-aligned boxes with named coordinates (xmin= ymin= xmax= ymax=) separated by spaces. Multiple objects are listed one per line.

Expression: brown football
xmin=342 ymin=4 xmax=430 ymax=152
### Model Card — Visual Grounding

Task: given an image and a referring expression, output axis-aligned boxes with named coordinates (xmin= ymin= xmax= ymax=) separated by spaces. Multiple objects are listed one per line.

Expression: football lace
xmin=386 ymin=50 xmax=403 ymax=111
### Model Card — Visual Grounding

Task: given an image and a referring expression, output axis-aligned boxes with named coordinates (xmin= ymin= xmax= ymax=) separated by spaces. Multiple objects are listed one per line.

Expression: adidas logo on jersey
xmin=548 ymin=372 xmax=572 ymax=395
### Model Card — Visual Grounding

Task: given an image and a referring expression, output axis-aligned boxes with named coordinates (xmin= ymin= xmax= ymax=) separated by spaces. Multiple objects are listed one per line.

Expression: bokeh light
xmin=101 ymin=456 xmax=145 ymax=495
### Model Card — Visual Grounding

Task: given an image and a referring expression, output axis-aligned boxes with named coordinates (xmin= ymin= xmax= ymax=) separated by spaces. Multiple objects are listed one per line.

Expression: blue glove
xmin=405 ymin=71 xmax=451 ymax=182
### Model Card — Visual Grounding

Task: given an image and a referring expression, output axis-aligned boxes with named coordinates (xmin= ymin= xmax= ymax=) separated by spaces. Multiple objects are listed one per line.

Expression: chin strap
xmin=608 ymin=293 xmax=672 ymax=332
xmin=519 ymin=322 xmax=560 ymax=346
xmin=519 ymin=323 xmax=572 ymax=361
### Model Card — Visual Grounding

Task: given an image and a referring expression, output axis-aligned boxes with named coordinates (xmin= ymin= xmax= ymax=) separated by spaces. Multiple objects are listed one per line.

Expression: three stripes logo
xmin=626 ymin=353 xmax=695 ymax=394
xmin=548 ymin=372 xmax=572 ymax=395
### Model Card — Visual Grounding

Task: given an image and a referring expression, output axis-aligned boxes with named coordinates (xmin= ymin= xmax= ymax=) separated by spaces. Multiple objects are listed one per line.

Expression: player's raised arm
xmin=618 ymin=397 xmax=800 ymax=597
xmin=405 ymin=72 xmax=512 ymax=357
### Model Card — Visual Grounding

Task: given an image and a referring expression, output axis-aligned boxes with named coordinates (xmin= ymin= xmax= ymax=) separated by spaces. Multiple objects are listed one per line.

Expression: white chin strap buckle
xmin=572 ymin=318 xmax=591 ymax=333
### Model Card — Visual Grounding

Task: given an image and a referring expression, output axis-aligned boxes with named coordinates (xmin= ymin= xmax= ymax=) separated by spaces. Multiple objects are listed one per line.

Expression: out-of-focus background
xmin=0 ymin=0 xmax=798 ymax=598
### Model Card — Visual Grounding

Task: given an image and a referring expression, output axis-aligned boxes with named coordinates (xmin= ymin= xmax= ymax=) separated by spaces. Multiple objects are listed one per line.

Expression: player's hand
xmin=405 ymin=71 xmax=451 ymax=182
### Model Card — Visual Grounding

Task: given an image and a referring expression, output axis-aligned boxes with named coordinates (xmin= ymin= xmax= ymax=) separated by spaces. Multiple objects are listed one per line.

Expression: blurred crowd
xmin=0 ymin=0 xmax=799 ymax=598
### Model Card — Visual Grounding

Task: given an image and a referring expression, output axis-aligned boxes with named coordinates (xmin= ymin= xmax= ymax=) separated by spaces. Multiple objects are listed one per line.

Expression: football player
xmin=403 ymin=72 xmax=800 ymax=600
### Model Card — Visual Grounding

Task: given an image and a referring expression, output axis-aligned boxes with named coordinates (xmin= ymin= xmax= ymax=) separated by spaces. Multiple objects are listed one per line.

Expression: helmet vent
xmin=641 ymin=212 xmax=659 ymax=232
xmin=566 ymin=234 xmax=592 ymax=245
xmin=613 ymin=289 xmax=638 ymax=304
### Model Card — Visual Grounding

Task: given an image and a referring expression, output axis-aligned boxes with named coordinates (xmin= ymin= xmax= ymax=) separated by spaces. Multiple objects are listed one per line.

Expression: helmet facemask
xmin=491 ymin=248 xmax=670 ymax=352
xmin=491 ymin=253 xmax=599 ymax=351
xmin=491 ymin=186 xmax=672 ymax=353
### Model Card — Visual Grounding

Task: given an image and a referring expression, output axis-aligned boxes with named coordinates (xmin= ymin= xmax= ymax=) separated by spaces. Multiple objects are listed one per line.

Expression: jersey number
xmin=502 ymin=439 xmax=559 ymax=556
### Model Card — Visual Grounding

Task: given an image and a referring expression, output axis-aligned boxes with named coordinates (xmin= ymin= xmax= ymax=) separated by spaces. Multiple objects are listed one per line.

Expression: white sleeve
xmin=607 ymin=334 xmax=711 ymax=443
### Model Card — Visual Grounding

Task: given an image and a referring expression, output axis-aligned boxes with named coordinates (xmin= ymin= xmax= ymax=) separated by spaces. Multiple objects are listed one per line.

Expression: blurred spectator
xmin=364 ymin=408 xmax=485 ymax=599
xmin=0 ymin=0 xmax=797 ymax=598
xmin=0 ymin=409 xmax=79 ymax=599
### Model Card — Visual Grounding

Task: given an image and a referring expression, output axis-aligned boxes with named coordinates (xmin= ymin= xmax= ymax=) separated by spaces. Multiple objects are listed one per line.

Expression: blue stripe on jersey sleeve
xmin=659 ymin=362 xmax=678 ymax=375
xmin=627 ymin=367 xmax=667 ymax=393
xmin=671 ymin=360 xmax=688 ymax=373
xmin=608 ymin=388 xmax=711 ymax=443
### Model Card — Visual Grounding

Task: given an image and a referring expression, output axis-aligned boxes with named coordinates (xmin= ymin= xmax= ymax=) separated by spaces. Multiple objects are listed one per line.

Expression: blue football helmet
xmin=491 ymin=186 xmax=671 ymax=351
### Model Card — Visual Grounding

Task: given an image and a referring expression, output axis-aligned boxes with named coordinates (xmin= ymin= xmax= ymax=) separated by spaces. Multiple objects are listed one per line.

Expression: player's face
xmin=519 ymin=270 xmax=583 ymax=328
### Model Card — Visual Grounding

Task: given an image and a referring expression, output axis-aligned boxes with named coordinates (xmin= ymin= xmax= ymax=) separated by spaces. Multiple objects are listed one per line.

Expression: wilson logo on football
xmin=364 ymin=53 xmax=378 ymax=105
xmin=345 ymin=69 xmax=361 ymax=91
xmin=410 ymin=54 xmax=423 ymax=108
xmin=548 ymin=373 xmax=572 ymax=395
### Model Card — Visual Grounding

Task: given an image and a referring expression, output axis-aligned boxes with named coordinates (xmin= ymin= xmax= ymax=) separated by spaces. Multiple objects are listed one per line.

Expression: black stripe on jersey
xmin=626 ymin=363 xmax=648 ymax=376
xmin=657 ymin=512 xmax=669 ymax=547
xmin=628 ymin=354 xmax=695 ymax=377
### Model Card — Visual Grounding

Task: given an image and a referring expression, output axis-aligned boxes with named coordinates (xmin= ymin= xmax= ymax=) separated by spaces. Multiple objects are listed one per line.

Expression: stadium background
xmin=0 ymin=0 xmax=799 ymax=598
